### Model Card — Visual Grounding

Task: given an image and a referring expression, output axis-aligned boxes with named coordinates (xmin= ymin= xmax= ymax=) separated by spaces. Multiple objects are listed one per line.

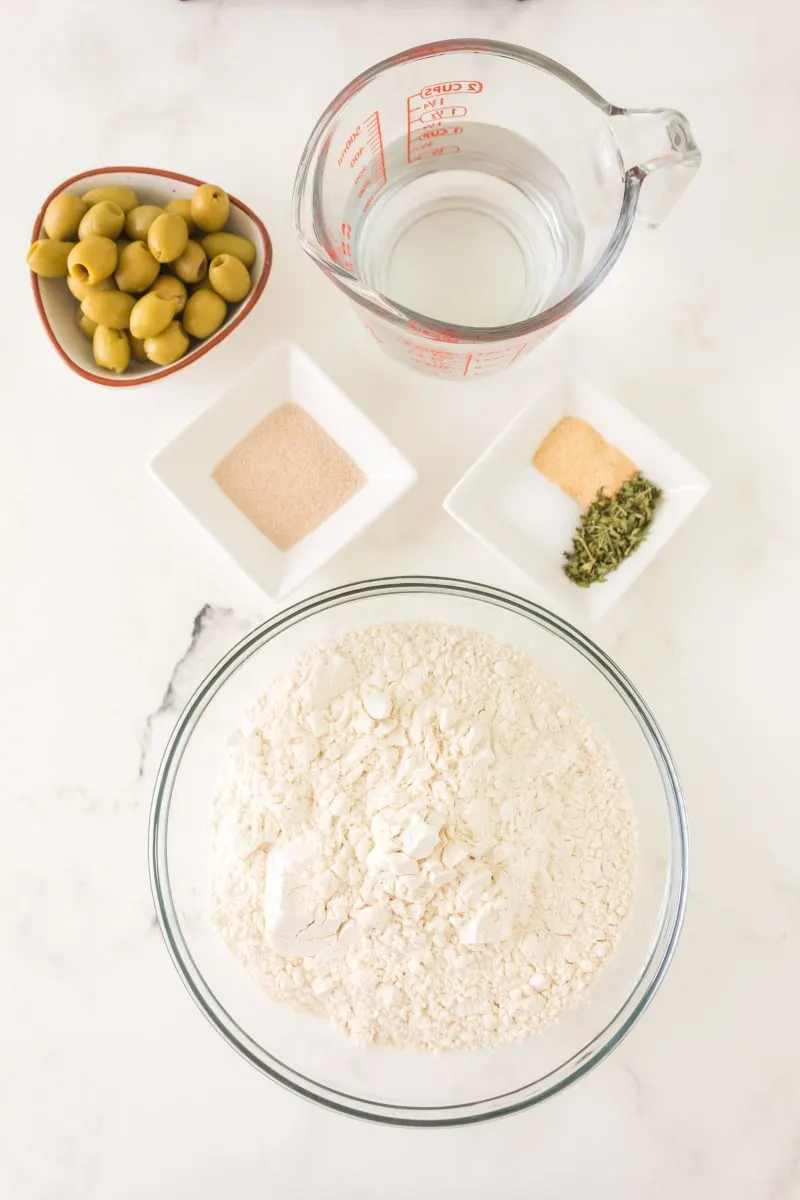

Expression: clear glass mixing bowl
xmin=149 ymin=578 xmax=687 ymax=1126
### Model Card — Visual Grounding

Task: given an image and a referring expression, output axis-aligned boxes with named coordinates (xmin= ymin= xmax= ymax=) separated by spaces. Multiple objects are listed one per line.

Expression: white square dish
xmin=149 ymin=342 xmax=417 ymax=599
xmin=444 ymin=375 xmax=710 ymax=623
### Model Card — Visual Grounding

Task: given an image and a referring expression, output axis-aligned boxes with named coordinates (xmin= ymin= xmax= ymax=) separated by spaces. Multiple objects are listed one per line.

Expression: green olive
xmin=78 ymin=201 xmax=126 ymax=240
xmin=148 ymin=274 xmax=187 ymax=313
xmin=144 ymin=320 xmax=189 ymax=366
xmin=147 ymin=212 xmax=189 ymax=264
xmin=93 ymin=326 xmax=131 ymax=373
xmin=172 ymin=239 xmax=207 ymax=284
xmin=81 ymin=289 xmax=135 ymax=330
xmin=115 ymin=237 xmax=131 ymax=258
xmin=26 ymin=239 xmax=75 ymax=278
xmin=182 ymin=288 xmax=226 ymax=339
xmin=200 ymin=232 xmax=256 ymax=269
xmin=125 ymin=205 xmax=163 ymax=241
xmin=190 ymin=183 xmax=229 ymax=233
xmin=67 ymin=236 xmax=117 ymax=286
xmin=129 ymin=292 xmax=177 ymax=340
xmin=191 ymin=276 xmax=214 ymax=292
xmin=77 ymin=307 xmax=97 ymax=340
xmin=165 ymin=198 xmax=195 ymax=233
xmin=130 ymin=334 xmax=148 ymax=363
xmin=82 ymin=185 xmax=138 ymax=213
xmin=43 ymin=192 xmax=87 ymax=240
xmin=67 ymin=273 xmax=114 ymax=302
xmin=208 ymin=253 xmax=250 ymax=302
xmin=115 ymin=241 xmax=160 ymax=293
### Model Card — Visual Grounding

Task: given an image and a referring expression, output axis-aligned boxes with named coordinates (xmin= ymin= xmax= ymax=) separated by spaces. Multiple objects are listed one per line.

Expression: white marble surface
xmin=2 ymin=0 xmax=799 ymax=1195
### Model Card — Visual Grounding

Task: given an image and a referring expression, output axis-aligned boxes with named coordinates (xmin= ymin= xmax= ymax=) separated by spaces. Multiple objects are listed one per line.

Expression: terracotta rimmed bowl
xmin=30 ymin=167 xmax=273 ymax=388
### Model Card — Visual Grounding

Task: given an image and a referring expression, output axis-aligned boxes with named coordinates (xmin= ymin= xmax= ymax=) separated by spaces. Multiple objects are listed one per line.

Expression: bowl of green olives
xmin=28 ymin=167 xmax=273 ymax=387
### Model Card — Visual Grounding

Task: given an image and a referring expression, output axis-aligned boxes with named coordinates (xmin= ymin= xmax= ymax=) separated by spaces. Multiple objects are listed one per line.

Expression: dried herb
xmin=563 ymin=472 xmax=662 ymax=587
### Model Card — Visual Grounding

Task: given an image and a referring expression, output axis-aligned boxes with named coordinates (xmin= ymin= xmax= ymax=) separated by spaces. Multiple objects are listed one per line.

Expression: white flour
xmin=210 ymin=622 xmax=636 ymax=1051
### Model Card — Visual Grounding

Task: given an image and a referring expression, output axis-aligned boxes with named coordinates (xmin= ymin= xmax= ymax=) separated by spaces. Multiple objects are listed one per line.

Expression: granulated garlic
xmin=533 ymin=416 xmax=637 ymax=508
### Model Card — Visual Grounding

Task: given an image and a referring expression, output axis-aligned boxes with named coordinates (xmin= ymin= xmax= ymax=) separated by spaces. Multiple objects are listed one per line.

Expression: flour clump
xmin=210 ymin=622 xmax=636 ymax=1051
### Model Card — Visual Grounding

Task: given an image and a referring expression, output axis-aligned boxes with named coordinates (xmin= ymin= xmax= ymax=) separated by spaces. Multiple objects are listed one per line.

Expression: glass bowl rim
xmin=149 ymin=575 xmax=688 ymax=1127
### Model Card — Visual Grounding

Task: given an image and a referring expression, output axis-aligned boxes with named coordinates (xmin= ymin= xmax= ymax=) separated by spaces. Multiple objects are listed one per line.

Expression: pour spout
xmin=610 ymin=107 xmax=701 ymax=227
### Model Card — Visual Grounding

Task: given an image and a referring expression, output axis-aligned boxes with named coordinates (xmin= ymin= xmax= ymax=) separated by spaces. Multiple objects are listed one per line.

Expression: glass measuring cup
xmin=293 ymin=39 xmax=701 ymax=380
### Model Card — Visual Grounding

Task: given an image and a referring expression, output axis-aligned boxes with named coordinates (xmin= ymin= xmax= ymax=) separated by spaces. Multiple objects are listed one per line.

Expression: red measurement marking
xmin=336 ymin=126 xmax=361 ymax=168
xmin=340 ymin=220 xmax=353 ymax=270
xmin=462 ymin=342 xmax=537 ymax=377
xmin=407 ymin=319 xmax=459 ymax=344
xmin=420 ymin=81 xmax=483 ymax=98
xmin=419 ymin=126 xmax=464 ymax=141
xmin=367 ymin=109 xmax=387 ymax=187
xmin=406 ymin=81 xmax=484 ymax=164
xmin=395 ymin=336 xmax=473 ymax=377
xmin=322 ymin=230 xmax=340 ymax=262
xmin=420 ymin=106 xmax=466 ymax=123
xmin=336 ymin=111 xmax=387 ymax=220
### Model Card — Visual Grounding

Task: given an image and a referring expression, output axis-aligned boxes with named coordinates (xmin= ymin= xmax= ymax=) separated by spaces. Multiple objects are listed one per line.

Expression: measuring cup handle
xmin=610 ymin=107 xmax=701 ymax=227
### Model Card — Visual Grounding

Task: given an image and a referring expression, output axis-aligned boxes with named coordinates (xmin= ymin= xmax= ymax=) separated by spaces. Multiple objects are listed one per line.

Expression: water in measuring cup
xmin=347 ymin=124 xmax=585 ymax=329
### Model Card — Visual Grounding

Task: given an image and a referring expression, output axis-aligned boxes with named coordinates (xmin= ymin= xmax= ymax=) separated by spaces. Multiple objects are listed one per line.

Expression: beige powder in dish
xmin=533 ymin=417 xmax=637 ymax=508
xmin=212 ymin=402 xmax=366 ymax=551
